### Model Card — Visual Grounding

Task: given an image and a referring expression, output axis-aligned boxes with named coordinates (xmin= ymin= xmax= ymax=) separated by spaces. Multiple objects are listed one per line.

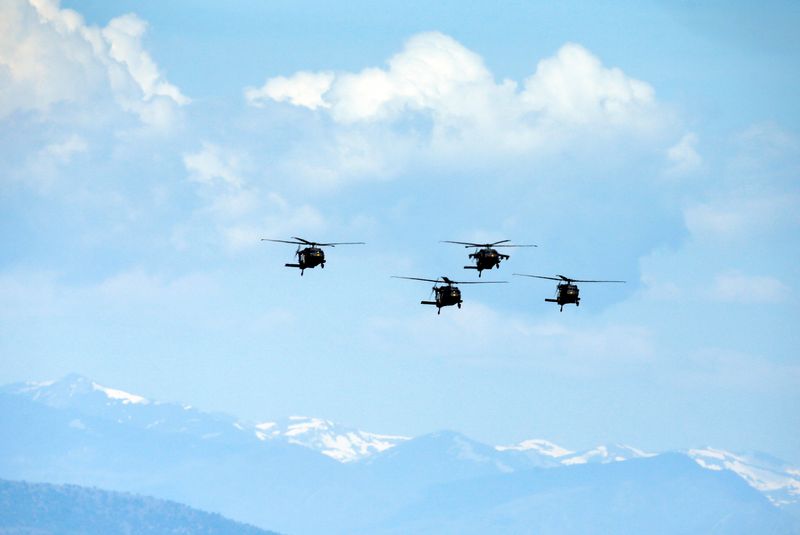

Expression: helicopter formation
xmin=262 ymin=237 xmax=625 ymax=313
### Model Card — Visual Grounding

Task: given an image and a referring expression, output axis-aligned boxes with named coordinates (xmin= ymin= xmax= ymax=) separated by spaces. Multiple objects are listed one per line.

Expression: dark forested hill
xmin=0 ymin=479 xmax=279 ymax=535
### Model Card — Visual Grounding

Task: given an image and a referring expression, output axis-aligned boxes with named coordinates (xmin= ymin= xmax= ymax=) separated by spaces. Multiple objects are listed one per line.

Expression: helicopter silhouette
xmin=392 ymin=276 xmax=507 ymax=314
xmin=261 ymin=237 xmax=365 ymax=275
xmin=441 ymin=240 xmax=536 ymax=277
xmin=513 ymin=274 xmax=625 ymax=311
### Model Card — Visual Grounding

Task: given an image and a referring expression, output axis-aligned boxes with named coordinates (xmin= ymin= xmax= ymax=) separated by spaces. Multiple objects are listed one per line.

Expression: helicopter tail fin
xmin=420 ymin=301 xmax=437 ymax=305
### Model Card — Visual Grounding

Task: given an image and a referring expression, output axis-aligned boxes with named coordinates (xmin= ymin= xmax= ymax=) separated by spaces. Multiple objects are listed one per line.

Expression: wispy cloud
xmin=666 ymin=132 xmax=702 ymax=175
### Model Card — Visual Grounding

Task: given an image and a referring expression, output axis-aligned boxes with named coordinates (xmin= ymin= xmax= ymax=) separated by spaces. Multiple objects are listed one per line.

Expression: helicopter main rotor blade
xmin=440 ymin=240 xmax=485 ymax=247
xmin=261 ymin=238 xmax=305 ymax=245
xmin=493 ymin=244 xmax=537 ymax=248
xmin=291 ymin=237 xmax=316 ymax=245
xmin=453 ymin=280 xmax=508 ymax=285
xmin=513 ymin=273 xmax=563 ymax=282
xmin=315 ymin=241 xmax=366 ymax=247
xmin=556 ymin=274 xmax=626 ymax=283
xmin=391 ymin=276 xmax=443 ymax=284
xmin=568 ymin=278 xmax=626 ymax=283
xmin=441 ymin=239 xmax=514 ymax=248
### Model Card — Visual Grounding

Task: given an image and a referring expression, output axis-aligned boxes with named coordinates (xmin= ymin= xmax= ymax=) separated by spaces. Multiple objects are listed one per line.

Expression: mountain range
xmin=1 ymin=374 xmax=798 ymax=534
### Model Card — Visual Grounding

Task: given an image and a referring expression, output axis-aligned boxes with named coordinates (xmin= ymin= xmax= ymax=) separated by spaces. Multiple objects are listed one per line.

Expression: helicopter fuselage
xmin=545 ymin=283 xmax=580 ymax=310
xmin=421 ymin=285 xmax=463 ymax=314
xmin=286 ymin=247 xmax=325 ymax=274
xmin=435 ymin=285 xmax=462 ymax=308
xmin=468 ymin=247 xmax=509 ymax=275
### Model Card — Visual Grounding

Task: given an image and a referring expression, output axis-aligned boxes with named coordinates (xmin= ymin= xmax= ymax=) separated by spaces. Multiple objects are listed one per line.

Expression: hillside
xmin=0 ymin=479 xmax=278 ymax=535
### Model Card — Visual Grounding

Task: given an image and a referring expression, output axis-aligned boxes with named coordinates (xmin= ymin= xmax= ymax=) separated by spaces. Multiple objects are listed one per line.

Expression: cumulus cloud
xmin=246 ymin=71 xmax=334 ymax=110
xmin=520 ymin=42 xmax=655 ymax=127
xmin=244 ymin=32 xmax=666 ymax=185
xmin=247 ymin=33 xmax=659 ymax=137
xmin=0 ymin=0 xmax=188 ymax=126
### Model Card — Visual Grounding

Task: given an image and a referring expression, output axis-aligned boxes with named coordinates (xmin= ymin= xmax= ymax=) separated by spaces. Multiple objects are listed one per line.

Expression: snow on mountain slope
xmin=560 ymin=444 xmax=657 ymax=465
xmin=688 ymin=447 xmax=800 ymax=507
xmin=496 ymin=438 xmax=574 ymax=458
xmin=254 ymin=416 xmax=410 ymax=462
xmin=4 ymin=374 xmax=150 ymax=408
xmin=4 ymin=374 xmax=799 ymax=512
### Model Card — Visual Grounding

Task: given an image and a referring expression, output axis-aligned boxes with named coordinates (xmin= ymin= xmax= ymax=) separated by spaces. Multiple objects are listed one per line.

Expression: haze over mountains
xmin=1 ymin=374 xmax=798 ymax=534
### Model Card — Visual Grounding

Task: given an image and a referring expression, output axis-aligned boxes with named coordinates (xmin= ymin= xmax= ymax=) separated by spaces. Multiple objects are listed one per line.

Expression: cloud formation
xmin=247 ymin=33 xmax=660 ymax=138
xmin=244 ymin=32 xmax=671 ymax=186
xmin=0 ymin=0 xmax=187 ymax=126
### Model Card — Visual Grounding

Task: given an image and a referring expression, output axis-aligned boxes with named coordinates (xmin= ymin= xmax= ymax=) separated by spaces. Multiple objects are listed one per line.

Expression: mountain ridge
xmin=2 ymin=373 xmax=798 ymax=533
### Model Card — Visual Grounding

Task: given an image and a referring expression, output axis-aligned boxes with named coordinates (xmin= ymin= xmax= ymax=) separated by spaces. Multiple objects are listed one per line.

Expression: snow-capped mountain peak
xmin=90 ymin=382 xmax=150 ymax=405
xmin=560 ymin=444 xmax=656 ymax=465
xmin=496 ymin=438 xmax=574 ymax=458
xmin=253 ymin=416 xmax=410 ymax=463
xmin=687 ymin=447 xmax=800 ymax=507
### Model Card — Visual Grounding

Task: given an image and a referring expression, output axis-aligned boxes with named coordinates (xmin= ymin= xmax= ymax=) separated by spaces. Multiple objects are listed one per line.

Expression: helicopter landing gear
xmin=457 ymin=302 xmax=461 ymax=309
xmin=321 ymin=262 xmax=325 ymax=268
xmin=300 ymin=270 xmax=304 ymax=276
xmin=437 ymin=308 xmax=441 ymax=315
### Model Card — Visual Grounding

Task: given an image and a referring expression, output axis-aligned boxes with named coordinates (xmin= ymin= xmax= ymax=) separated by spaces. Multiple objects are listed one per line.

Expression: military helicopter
xmin=261 ymin=237 xmax=365 ymax=275
xmin=441 ymin=240 xmax=536 ymax=277
xmin=513 ymin=274 xmax=625 ymax=311
xmin=392 ymin=276 xmax=507 ymax=314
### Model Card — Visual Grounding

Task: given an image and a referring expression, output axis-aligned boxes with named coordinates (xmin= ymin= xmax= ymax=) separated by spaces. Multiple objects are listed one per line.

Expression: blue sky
xmin=1 ymin=0 xmax=799 ymax=462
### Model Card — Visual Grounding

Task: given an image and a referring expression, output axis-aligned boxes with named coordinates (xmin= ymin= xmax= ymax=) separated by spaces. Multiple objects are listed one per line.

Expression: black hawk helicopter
xmin=513 ymin=274 xmax=625 ymax=311
xmin=261 ymin=237 xmax=365 ymax=275
xmin=392 ymin=276 xmax=506 ymax=314
xmin=441 ymin=240 xmax=536 ymax=277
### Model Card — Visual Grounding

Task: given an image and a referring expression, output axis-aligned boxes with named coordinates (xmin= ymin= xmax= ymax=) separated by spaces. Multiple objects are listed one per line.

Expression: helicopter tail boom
xmin=545 ymin=298 xmax=558 ymax=303
xmin=420 ymin=300 xmax=438 ymax=305
xmin=285 ymin=263 xmax=301 ymax=268
xmin=463 ymin=266 xmax=478 ymax=270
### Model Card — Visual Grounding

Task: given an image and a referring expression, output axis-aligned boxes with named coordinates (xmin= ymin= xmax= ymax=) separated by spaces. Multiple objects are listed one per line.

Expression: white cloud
xmin=244 ymin=33 xmax=668 ymax=188
xmin=251 ymin=35 xmax=657 ymax=131
xmin=246 ymin=71 xmax=334 ymax=110
xmin=708 ymin=272 xmax=789 ymax=304
xmin=0 ymin=0 xmax=187 ymax=126
xmin=666 ymin=132 xmax=702 ymax=174
xmin=520 ymin=42 xmax=655 ymax=127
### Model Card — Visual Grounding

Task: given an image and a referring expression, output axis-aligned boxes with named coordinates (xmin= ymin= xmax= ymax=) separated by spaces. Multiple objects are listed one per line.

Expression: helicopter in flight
xmin=513 ymin=274 xmax=625 ymax=311
xmin=441 ymin=240 xmax=536 ymax=277
xmin=392 ymin=276 xmax=507 ymax=314
xmin=261 ymin=237 xmax=365 ymax=275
